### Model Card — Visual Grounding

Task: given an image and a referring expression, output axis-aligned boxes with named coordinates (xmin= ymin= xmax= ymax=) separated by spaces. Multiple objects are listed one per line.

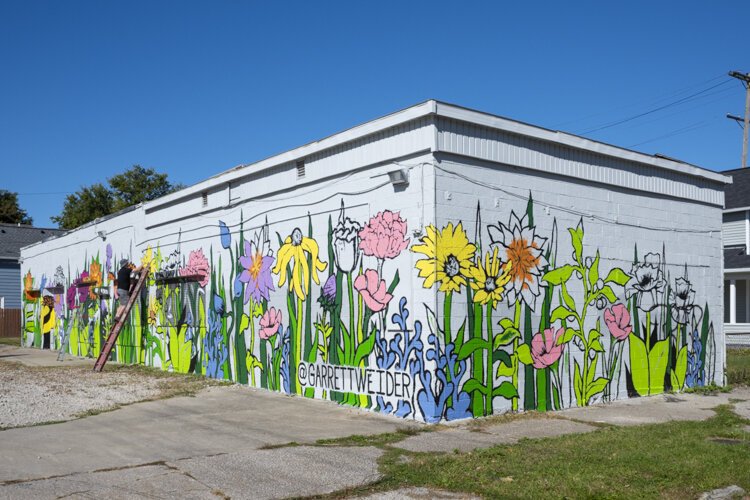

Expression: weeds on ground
xmin=728 ymin=348 xmax=750 ymax=386
xmin=330 ymin=405 xmax=750 ymax=499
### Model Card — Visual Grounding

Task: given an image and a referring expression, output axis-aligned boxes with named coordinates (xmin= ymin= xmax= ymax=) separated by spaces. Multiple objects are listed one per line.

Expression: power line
xmin=578 ymin=79 xmax=733 ymax=135
xmin=627 ymin=119 xmax=713 ymax=148
xmin=551 ymin=73 xmax=728 ymax=128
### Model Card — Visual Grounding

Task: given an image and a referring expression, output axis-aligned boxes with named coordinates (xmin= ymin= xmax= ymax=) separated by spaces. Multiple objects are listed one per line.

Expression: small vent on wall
xmin=201 ymin=191 xmax=208 ymax=207
xmin=296 ymin=160 xmax=306 ymax=179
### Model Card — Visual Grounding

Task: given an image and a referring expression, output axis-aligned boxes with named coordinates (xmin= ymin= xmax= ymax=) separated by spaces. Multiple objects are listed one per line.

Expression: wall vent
xmin=201 ymin=191 xmax=208 ymax=207
xmin=296 ymin=160 xmax=306 ymax=179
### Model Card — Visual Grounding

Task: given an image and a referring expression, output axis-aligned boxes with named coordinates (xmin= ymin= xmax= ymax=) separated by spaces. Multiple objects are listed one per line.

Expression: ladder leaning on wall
xmin=93 ymin=269 xmax=149 ymax=372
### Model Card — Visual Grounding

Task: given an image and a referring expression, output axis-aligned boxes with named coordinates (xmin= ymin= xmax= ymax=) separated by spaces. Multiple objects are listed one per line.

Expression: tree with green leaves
xmin=0 ymin=190 xmax=33 ymax=225
xmin=51 ymin=165 xmax=183 ymax=230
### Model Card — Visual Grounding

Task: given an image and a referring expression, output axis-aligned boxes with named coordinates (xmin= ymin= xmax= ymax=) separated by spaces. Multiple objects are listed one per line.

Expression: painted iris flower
xmin=625 ymin=252 xmax=666 ymax=312
xmin=318 ymin=275 xmax=337 ymax=312
xmin=469 ymin=247 xmax=513 ymax=309
xmin=272 ymin=228 xmax=327 ymax=300
xmin=239 ymin=227 xmax=275 ymax=304
xmin=412 ymin=222 xmax=476 ymax=293
xmin=487 ymin=211 xmax=548 ymax=310
xmin=669 ymin=276 xmax=696 ymax=324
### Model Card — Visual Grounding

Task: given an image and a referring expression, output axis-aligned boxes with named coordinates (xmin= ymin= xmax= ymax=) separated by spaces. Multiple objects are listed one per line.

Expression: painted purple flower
xmin=238 ymin=227 xmax=275 ymax=304
xmin=77 ymin=271 xmax=90 ymax=304
xmin=105 ymin=244 xmax=113 ymax=272
xmin=318 ymin=275 xmax=337 ymax=312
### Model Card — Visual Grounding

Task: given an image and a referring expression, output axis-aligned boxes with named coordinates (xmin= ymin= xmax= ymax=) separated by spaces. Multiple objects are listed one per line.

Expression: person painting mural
xmin=115 ymin=259 xmax=141 ymax=321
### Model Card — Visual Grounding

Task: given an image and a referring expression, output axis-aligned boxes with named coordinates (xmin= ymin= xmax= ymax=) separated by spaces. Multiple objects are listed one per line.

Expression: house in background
xmin=723 ymin=167 xmax=750 ymax=346
xmin=0 ymin=223 xmax=63 ymax=335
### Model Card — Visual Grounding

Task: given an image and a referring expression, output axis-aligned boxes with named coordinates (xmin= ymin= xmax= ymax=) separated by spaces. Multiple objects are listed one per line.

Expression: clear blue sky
xmin=1 ymin=1 xmax=748 ymax=227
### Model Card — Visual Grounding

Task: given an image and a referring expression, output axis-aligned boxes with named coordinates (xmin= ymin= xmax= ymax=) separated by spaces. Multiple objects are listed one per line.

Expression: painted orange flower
xmin=88 ymin=261 xmax=103 ymax=299
xmin=487 ymin=211 xmax=547 ymax=310
xmin=23 ymin=271 xmax=35 ymax=301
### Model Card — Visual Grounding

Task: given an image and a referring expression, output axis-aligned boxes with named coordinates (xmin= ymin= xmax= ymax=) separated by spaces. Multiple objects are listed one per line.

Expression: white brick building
xmin=20 ymin=101 xmax=730 ymax=421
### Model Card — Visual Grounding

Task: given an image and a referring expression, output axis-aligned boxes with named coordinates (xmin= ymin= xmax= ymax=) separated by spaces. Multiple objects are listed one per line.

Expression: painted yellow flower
xmin=140 ymin=246 xmax=158 ymax=274
xmin=412 ymin=222 xmax=476 ymax=293
xmin=469 ymin=247 xmax=513 ymax=309
xmin=147 ymin=295 xmax=160 ymax=326
xmin=272 ymin=228 xmax=327 ymax=300
xmin=88 ymin=261 xmax=102 ymax=299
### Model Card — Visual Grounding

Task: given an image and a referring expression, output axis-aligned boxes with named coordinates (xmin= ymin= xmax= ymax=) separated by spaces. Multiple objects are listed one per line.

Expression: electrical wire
xmin=433 ymin=164 xmax=720 ymax=235
xmin=577 ymin=79 xmax=733 ymax=135
xmin=551 ymin=73 xmax=729 ymax=128
xmin=627 ymin=119 xmax=714 ymax=148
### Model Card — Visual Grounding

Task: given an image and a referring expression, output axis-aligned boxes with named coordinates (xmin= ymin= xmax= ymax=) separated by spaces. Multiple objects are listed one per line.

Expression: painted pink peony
xmin=354 ymin=269 xmax=393 ymax=313
xmin=531 ymin=327 xmax=565 ymax=369
xmin=604 ymin=303 xmax=632 ymax=341
xmin=358 ymin=210 xmax=410 ymax=260
xmin=259 ymin=307 xmax=282 ymax=340
xmin=180 ymin=248 xmax=210 ymax=287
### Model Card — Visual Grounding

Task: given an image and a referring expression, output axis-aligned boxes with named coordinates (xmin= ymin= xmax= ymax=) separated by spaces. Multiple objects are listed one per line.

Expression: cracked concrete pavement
xmin=1 ymin=346 xmax=748 ymax=499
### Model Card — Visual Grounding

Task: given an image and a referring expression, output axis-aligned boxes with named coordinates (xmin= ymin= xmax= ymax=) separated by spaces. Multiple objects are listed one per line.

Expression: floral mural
xmin=22 ymin=194 xmax=720 ymax=423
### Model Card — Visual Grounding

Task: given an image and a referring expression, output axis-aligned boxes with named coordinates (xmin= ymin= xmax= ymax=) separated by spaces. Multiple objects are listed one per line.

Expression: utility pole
xmin=729 ymin=71 xmax=750 ymax=168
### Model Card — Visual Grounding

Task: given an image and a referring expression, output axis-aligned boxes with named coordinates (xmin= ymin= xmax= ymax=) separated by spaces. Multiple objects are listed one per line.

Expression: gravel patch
xmin=0 ymin=363 xmax=217 ymax=429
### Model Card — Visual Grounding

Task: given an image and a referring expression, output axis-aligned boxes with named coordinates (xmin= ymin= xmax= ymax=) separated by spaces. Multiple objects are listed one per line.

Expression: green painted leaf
xmin=574 ymin=360 xmax=584 ymax=406
xmin=590 ymin=338 xmax=604 ymax=353
xmin=551 ymin=306 xmax=575 ymax=324
xmin=648 ymin=338 xmax=669 ymax=395
xmin=493 ymin=349 xmax=512 ymax=368
xmin=462 ymin=378 xmax=489 ymax=396
xmin=239 ymin=313 xmax=251 ymax=334
xmin=629 ymin=333 xmax=649 ymax=396
xmin=493 ymin=381 xmax=519 ymax=400
xmin=558 ymin=327 xmax=577 ymax=345
xmin=674 ymin=346 xmax=688 ymax=390
xmin=354 ymin=332 xmax=376 ymax=366
xmin=458 ymin=338 xmax=490 ymax=360
xmin=516 ymin=343 xmax=533 ymax=365
xmin=494 ymin=326 xmax=520 ymax=348
xmin=599 ymin=285 xmax=617 ymax=304
xmin=585 ymin=377 xmax=609 ymax=402
xmin=543 ymin=265 xmax=575 ymax=286
xmin=561 ymin=285 xmax=577 ymax=313
xmin=604 ymin=268 xmax=630 ymax=287
xmin=498 ymin=318 xmax=515 ymax=330
xmin=588 ymin=251 xmax=600 ymax=289
xmin=496 ymin=359 xmax=514 ymax=378
xmin=569 ymin=226 xmax=583 ymax=265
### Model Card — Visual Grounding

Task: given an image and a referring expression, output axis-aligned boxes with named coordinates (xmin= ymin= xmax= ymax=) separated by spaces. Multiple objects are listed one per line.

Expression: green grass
xmin=728 ymin=348 xmax=750 ymax=386
xmin=326 ymin=405 xmax=750 ymax=499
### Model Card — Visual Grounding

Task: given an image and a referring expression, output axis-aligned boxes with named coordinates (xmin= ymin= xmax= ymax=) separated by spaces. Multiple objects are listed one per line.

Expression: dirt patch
xmin=0 ymin=362 xmax=220 ymax=429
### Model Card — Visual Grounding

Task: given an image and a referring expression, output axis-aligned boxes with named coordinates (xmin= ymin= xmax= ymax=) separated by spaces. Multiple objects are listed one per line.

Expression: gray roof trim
xmin=145 ymin=100 xmax=730 ymax=212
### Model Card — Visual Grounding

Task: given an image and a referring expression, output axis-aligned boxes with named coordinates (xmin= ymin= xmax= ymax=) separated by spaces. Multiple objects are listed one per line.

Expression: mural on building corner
xmin=21 ymin=194 xmax=719 ymax=422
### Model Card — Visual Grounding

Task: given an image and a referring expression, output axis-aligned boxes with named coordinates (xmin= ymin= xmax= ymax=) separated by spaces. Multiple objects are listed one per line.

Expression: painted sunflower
xmin=412 ymin=222 xmax=476 ymax=293
xmin=487 ymin=211 xmax=548 ymax=310
xmin=469 ymin=247 xmax=513 ymax=309
xmin=272 ymin=228 xmax=327 ymax=300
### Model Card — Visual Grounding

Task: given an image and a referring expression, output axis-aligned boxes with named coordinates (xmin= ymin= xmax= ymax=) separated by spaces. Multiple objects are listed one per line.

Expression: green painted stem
xmin=485 ymin=304 xmax=494 ymax=415
xmin=512 ymin=300 xmax=522 ymax=411
xmin=537 ymin=367 xmax=548 ymax=412
xmin=296 ymin=294 xmax=303 ymax=394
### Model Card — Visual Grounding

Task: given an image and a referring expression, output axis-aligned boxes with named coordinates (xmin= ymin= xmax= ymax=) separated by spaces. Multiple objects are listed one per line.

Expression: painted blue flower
xmin=205 ymin=293 xmax=228 ymax=379
xmin=233 ymin=275 xmax=243 ymax=299
xmin=686 ymin=329 xmax=704 ymax=388
xmin=212 ymin=293 xmax=225 ymax=316
xmin=279 ymin=326 xmax=292 ymax=394
xmin=219 ymin=221 xmax=231 ymax=249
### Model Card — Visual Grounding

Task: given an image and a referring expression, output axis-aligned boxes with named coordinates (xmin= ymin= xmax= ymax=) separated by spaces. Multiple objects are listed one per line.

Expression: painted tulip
xmin=333 ymin=204 xmax=362 ymax=274
xmin=530 ymin=327 xmax=564 ymax=369
xmin=604 ymin=303 xmax=632 ymax=341
xmin=259 ymin=307 xmax=282 ymax=340
xmin=353 ymin=269 xmax=393 ymax=313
